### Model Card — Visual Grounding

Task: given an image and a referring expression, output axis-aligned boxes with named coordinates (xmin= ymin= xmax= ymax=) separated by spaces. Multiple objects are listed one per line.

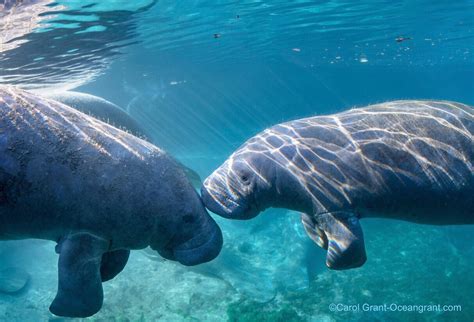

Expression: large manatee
xmin=0 ymin=86 xmax=222 ymax=317
xmin=47 ymin=91 xmax=202 ymax=187
xmin=201 ymin=100 xmax=473 ymax=270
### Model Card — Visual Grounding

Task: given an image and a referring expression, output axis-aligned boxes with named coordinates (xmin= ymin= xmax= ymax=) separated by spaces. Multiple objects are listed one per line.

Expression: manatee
xmin=47 ymin=91 xmax=202 ymax=187
xmin=201 ymin=100 xmax=473 ymax=270
xmin=0 ymin=86 xmax=222 ymax=317
xmin=46 ymin=91 xmax=148 ymax=138
xmin=0 ymin=267 xmax=30 ymax=294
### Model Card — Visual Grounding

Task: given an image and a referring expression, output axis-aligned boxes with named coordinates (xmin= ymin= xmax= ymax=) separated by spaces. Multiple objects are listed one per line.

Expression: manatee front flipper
xmin=50 ymin=233 xmax=109 ymax=318
xmin=301 ymin=213 xmax=328 ymax=249
xmin=303 ymin=212 xmax=366 ymax=270
xmin=100 ymin=249 xmax=130 ymax=282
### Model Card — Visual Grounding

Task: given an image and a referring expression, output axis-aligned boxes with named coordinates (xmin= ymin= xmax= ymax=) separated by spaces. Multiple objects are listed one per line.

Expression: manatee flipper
xmin=174 ymin=160 xmax=202 ymax=188
xmin=50 ymin=233 xmax=109 ymax=318
xmin=312 ymin=212 xmax=366 ymax=270
xmin=301 ymin=213 xmax=328 ymax=249
xmin=100 ymin=249 xmax=130 ymax=282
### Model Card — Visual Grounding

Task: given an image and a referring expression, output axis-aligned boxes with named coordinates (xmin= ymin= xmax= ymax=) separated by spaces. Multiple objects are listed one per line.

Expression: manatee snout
xmin=200 ymin=184 xmax=232 ymax=217
xmin=201 ymin=181 xmax=257 ymax=219
xmin=173 ymin=217 xmax=223 ymax=266
xmin=158 ymin=214 xmax=223 ymax=266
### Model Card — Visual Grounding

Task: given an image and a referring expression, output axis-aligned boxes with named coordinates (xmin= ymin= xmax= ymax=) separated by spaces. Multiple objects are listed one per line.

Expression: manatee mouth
xmin=201 ymin=186 xmax=259 ymax=220
xmin=171 ymin=219 xmax=223 ymax=266
xmin=200 ymin=185 xmax=233 ymax=217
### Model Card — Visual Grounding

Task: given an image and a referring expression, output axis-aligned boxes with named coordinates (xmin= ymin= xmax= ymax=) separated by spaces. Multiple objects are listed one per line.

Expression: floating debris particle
xmin=396 ymin=36 xmax=411 ymax=43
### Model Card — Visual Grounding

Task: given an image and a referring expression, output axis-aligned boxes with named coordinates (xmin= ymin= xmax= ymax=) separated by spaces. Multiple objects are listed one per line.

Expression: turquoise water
xmin=0 ymin=1 xmax=473 ymax=321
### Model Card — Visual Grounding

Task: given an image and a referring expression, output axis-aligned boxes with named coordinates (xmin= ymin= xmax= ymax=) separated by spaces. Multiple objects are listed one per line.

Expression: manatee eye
xmin=240 ymin=173 xmax=251 ymax=185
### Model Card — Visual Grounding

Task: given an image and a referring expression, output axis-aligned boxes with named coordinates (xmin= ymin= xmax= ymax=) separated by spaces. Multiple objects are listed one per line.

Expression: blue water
xmin=0 ymin=1 xmax=473 ymax=321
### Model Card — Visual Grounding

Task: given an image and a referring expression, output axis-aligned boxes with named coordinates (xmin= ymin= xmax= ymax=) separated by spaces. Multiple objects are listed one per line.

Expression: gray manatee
xmin=0 ymin=86 xmax=222 ymax=317
xmin=201 ymin=100 xmax=473 ymax=270
xmin=47 ymin=91 xmax=202 ymax=187
xmin=47 ymin=91 xmax=148 ymax=138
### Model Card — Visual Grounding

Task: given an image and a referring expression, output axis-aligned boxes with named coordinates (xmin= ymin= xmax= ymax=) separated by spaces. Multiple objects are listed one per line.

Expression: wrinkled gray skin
xmin=202 ymin=100 xmax=473 ymax=271
xmin=47 ymin=91 xmax=202 ymax=187
xmin=0 ymin=86 xmax=222 ymax=317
